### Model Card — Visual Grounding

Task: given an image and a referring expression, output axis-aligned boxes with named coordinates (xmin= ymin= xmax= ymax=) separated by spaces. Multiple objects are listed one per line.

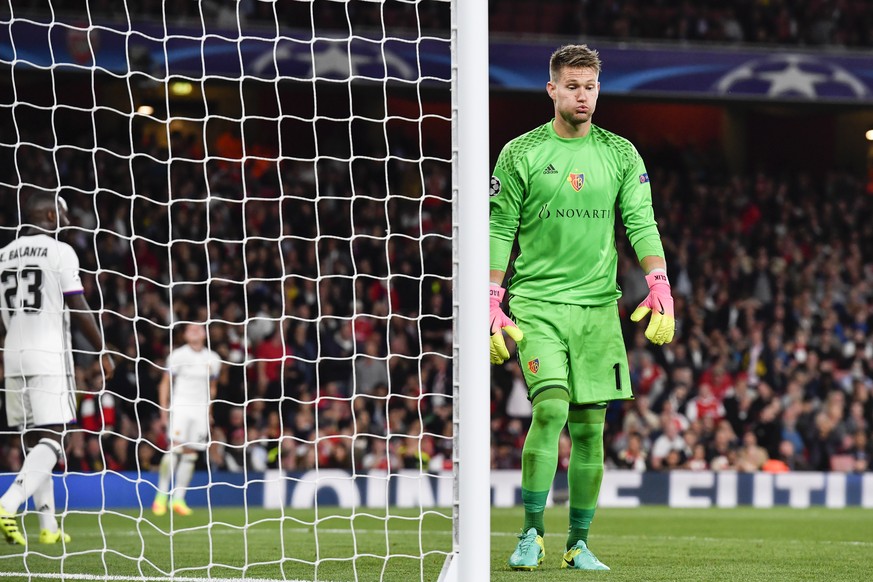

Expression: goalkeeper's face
xmin=547 ymin=66 xmax=600 ymax=128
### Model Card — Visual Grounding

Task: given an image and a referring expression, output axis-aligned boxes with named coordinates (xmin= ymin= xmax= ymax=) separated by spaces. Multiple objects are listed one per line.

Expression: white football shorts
xmin=169 ymin=407 xmax=210 ymax=451
xmin=4 ymin=375 xmax=77 ymax=429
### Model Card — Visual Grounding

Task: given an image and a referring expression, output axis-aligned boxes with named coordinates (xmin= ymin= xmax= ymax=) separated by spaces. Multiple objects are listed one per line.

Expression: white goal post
xmin=0 ymin=0 xmax=489 ymax=580
xmin=450 ymin=0 xmax=490 ymax=580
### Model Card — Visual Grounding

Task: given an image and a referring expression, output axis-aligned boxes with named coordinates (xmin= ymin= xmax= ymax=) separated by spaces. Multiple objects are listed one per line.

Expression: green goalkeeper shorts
xmin=509 ymin=295 xmax=633 ymax=405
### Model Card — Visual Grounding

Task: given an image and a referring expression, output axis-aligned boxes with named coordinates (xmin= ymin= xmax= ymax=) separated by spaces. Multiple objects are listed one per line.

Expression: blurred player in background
xmin=152 ymin=323 xmax=222 ymax=516
xmin=0 ymin=189 xmax=115 ymax=545
xmin=489 ymin=44 xmax=674 ymax=571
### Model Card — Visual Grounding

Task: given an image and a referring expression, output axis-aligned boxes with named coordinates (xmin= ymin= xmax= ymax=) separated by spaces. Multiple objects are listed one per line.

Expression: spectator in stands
xmin=613 ymin=432 xmax=647 ymax=472
xmin=253 ymin=323 xmax=292 ymax=399
xmin=685 ymin=444 xmax=709 ymax=471
xmin=79 ymin=381 xmax=117 ymax=434
xmin=650 ymin=418 xmax=688 ymax=471
xmin=84 ymin=437 xmax=105 ymax=473
xmin=844 ymin=401 xmax=868 ymax=437
xmin=723 ymin=374 xmax=756 ymax=437
xmin=137 ymin=441 xmax=158 ymax=472
xmin=773 ymin=439 xmax=808 ymax=472
xmin=699 ymin=356 xmax=734 ymax=401
xmin=428 ymin=437 xmax=453 ymax=472
xmin=735 ymin=430 xmax=769 ymax=472
xmin=633 ymin=351 xmax=668 ymax=401
xmin=622 ymin=394 xmax=660 ymax=442
xmin=106 ymin=436 xmax=131 ymax=472
xmin=287 ymin=322 xmax=317 ymax=390
xmin=753 ymin=401 xmax=784 ymax=459
xmin=684 ymin=382 xmax=725 ymax=424
xmin=326 ymin=438 xmax=354 ymax=472
xmin=278 ymin=432 xmax=300 ymax=471
xmin=845 ymin=431 xmax=870 ymax=473
xmin=779 ymin=401 xmax=806 ymax=459
xmin=707 ymin=422 xmax=738 ymax=472
xmin=64 ymin=431 xmax=89 ymax=474
xmin=353 ymin=337 xmax=390 ymax=395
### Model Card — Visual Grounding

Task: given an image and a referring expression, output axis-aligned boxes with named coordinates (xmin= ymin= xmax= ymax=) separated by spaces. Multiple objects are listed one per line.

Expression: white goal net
xmin=0 ymin=1 xmax=466 ymax=580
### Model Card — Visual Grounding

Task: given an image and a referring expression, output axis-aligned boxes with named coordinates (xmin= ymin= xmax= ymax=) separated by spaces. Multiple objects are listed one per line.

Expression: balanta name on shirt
xmin=0 ymin=247 xmax=50 ymax=262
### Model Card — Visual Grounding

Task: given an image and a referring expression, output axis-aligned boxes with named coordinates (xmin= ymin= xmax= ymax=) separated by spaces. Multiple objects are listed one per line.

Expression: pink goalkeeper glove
xmin=490 ymin=284 xmax=523 ymax=365
xmin=630 ymin=269 xmax=675 ymax=345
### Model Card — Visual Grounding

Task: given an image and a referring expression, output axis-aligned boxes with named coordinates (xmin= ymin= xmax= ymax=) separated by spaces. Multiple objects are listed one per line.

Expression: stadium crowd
xmin=0 ymin=119 xmax=455 ymax=477
xmin=6 ymin=0 xmax=872 ymax=48
xmin=490 ymin=0 xmax=873 ymax=47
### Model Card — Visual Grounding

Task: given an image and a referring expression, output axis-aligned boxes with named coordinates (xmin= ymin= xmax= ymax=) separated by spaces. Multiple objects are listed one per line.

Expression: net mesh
xmin=0 ymin=1 xmax=454 ymax=579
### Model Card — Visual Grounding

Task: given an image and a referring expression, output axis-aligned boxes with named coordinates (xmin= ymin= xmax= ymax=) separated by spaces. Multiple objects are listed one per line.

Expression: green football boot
xmin=561 ymin=539 xmax=610 ymax=570
xmin=508 ymin=527 xmax=545 ymax=571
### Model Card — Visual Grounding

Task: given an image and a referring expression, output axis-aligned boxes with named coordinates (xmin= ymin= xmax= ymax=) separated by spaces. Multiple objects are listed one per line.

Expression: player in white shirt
xmin=152 ymin=323 xmax=222 ymax=516
xmin=0 ymin=190 xmax=115 ymax=545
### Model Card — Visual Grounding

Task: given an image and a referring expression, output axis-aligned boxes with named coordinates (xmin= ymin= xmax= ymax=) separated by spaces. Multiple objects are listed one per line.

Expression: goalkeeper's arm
xmin=489 ymin=268 xmax=523 ymax=365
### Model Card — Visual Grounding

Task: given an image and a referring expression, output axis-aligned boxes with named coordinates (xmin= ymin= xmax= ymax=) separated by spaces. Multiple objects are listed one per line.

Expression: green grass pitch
xmin=492 ymin=507 xmax=872 ymax=582
xmin=0 ymin=506 xmax=870 ymax=581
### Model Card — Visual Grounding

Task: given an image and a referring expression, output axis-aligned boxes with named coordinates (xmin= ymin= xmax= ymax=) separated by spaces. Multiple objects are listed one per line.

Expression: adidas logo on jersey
xmin=542 ymin=164 xmax=558 ymax=175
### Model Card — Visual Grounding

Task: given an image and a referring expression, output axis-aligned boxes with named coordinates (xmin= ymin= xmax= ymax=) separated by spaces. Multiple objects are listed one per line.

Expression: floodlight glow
xmin=170 ymin=81 xmax=194 ymax=96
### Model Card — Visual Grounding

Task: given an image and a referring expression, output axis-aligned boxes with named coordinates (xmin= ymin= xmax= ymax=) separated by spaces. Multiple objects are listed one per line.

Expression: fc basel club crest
xmin=567 ymin=172 xmax=585 ymax=192
xmin=527 ymin=358 xmax=540 ymax=374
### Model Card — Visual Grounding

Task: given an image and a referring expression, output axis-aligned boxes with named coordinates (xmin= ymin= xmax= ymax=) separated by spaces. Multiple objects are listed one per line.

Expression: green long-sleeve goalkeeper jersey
xmin=490 ymin=121 xmax=664 ymax=306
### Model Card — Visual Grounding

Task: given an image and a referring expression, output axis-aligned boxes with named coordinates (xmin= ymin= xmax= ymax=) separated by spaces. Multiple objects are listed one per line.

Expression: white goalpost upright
xmin=0 ymin=0 xmax=489 ymax=580
xmin=447 ymin=0 xmax=490 ymax=580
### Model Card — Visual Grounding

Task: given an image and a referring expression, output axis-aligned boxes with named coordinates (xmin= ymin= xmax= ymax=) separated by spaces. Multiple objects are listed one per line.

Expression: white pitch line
xmin=46 ymin=527 xmax=454 ymax=538
xmin=503 ymin=532 xmax=873 ymax=548
xmin=15 ymin=527 xmax=872 ymax=548
xmin=0 ymin=573 xmax=332 ymax=582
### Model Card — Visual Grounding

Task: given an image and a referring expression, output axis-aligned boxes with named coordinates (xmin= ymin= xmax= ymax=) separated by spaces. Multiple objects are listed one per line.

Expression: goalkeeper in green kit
xmin=490 ymin=44 xmax=674 ymax=571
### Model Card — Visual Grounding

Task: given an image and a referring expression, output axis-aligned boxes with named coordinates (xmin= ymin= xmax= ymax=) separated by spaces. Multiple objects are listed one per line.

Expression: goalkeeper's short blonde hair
xmin=549 ymin=44 xmax=601 ymax=81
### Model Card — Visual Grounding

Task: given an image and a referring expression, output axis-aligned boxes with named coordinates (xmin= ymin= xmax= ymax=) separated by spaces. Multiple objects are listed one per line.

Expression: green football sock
xmin=567 ymin=507 xmax=596 ymax=548
xmin=520 ymin=393 xmax=569 ymax=536
xmin=521 ymin=489 xmax=548 ymax=536
xmin=566 ymin=405 xmax=606 ymax=550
